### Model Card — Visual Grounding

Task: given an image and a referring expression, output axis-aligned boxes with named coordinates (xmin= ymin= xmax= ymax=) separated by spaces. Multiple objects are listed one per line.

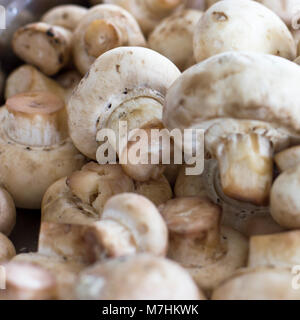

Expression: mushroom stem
xmin=5 ymin=92 xmax=68 ymax=147
xmin=216 ymin=133 xmax=273 ymax=206
xmin=84 ymin=19 xmax=125 ymax=58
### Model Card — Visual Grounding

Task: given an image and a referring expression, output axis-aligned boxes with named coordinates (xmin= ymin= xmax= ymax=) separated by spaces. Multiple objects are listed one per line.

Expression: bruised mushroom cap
xmin=148 ymin=9 xmax=203 ymax=71
xmin=212 ymin=267 xmax=300 ymax=300
xmin=193 ymin=0 xmax=296 ymax=63
xmin=270 ymin=163 xmax=300 ymax=228
xmin=0 ymin=261 xmax=56 ymax=300
xmin=248 ymin=230 xmax=300 ymax=269
xmin=256 ymin=0 xmax=300 ymax=27
xmin=12 ymin=253 xmax=85 ymax=300
xmin=68 ymin=46 xmax=180 ymax=159
xmin=5 ymin=65 xmax=65 ymax=100
xmin=72 ymin=4 xmax=146 ymax=75
xmin=85 ymin=193 xmax=168 ymax=259
xmin=275 ymin=145 xmax=300 ymax=172
xmin=103 ymin=0 xmax=184 ymax=35
xmin=164 ymin=52 xmax=300 ymax=132
xmin=42 ymin=162 xmax=134 ymax=224
xmin=160 ymin=197 xmax=248 ymax=292
xmin=12 ymin=22 xmax=72 ymax=76
xmin=41 ymin=5 xmax=88 ymax=31
xmin=76 ymin=254 xmax=205 ymax=300
xmin=0 ymin=232 xmax=16 ymax=263
xmin=0 ymin=188 xmax=16 ymax=236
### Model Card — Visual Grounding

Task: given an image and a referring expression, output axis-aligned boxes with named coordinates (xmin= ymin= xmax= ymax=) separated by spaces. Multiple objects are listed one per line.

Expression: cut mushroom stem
xmin=216 ymin=133 xmax=273 ymax=206
xmin=84 ymin=193 xmax=168 ymax=262
xmin=12 ymin=22 xmax=72 ymax=76
xmin=5 ymin=92 xmax=68 ymax=147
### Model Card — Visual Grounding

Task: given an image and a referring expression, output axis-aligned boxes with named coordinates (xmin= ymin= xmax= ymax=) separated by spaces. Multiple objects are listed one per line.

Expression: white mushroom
xmin=159 ymin=196 xmax=248 ymax=293
xmin=148 ymin=9 xmax=203 ymax=71
xmin=5 ymin=65 xmax=65 ymax=100
xmin=164 ymin=52 xmax=300 ymax=205
xmin=275 ymin=145 xmax=300 ymax=172
xmin=84 ymin=193 xmax=168 ymax=261
xmin=0 ymin=92 xmax=86 ymax=209
xmin=76 ymin=254 xmax=205 ymax=300
xmin=193 ymin=0 xmax=296 ymax=63
xmin=0 ymin=232 xmax=16 ymax=263
xmin=103 ymin=0 xmax=184 ymax=35
xmin=72 ymin=4 xmax=146 ymax=75
xmin=12 ymin=22 xmax=73 ymax=76
xmin=68 ymin=46 xmax=180 ymax=181
xmin=0 ymin=188 xmax=16 ymax=236
xmin=41 ymin=5 xmax=88 ymax=31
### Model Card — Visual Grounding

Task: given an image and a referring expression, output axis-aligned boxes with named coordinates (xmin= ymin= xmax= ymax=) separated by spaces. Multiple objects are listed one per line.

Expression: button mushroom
xmin=164 ymin=52 xmax=300 ymax=205
xmin=72 ymin=4 xmax=146 ymax=75
xmin=76 ymin=254 xmax=205 ymax=300
xmin=103 ymin=0 xmax=184 ymax=35
xmin=0 ymin=92 xmax=86 ymax=209
xmin=0 ymin=232 xmax=16 ymax=263
xmin=84 ymin=193 xmax=168 ymax=262
xmin=41 ymin=5 xmax=88 ymax=31
xmin=274 ymin=145 xmax=300 ymax=172
xmin=0 ymin=187 xmax=16 ymax=236
xmin=159 ymin=196 xmax=248 ymax=293
xmin=12 ymin=22 xmax=73 ymax=76
xmin=193 ymin=0 xmax=296 ymax=63
xmin=148 ymin=9 xmax=203 ymax=71
xmin=5 ymin=65 xmax=65 ymax=100
xmin=68 ymin=46 xmax=180 ymax=181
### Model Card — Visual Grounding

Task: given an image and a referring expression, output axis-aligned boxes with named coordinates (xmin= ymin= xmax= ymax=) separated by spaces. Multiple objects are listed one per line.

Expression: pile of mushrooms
xmin=1 ymin=0 xmax=300 ymax=300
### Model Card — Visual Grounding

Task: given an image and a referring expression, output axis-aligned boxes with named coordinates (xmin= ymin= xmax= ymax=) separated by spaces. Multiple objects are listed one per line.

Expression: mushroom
xmin=1 ymin=253 xmax=86 ymax=300
xmin=67 ymin=46 xmax=180 ymax=181
xmin=0 ymin=187 xmax=16 ymax=236
xmin=212 ymin=230 xmax=300 ymax=300
xmin=148 ymin=9 xmax=203 ymax=71
xmin=0 ymin=232 xmax=16 ymax=263
xmin=41 ymin=5 xmax=88 ymax=31
xmin=212 ymin=267 xmax=300 ymax=300
xmin=164 ymin=52 xmax=300 ymax=206
xmin=72 ymin=4 xmax=146 ymax=75
xmin=134 ymin=175 xmax=173 ymax=206
xmin=0 ymin=92 xmax=86 ymax=209
xmin=159 ymin=196 xmax=248 ymax=293
xmin=76 ymin=254 xmax=205 ymax=300
xmin=12 ymin=22 xmax=72 ymax=76
xmin=5 ymin=65 xmax=65 ymax=100
xmin=103 ymin=0 xmax=184 ymax=35
xmin=274 ymin=145 xmax=300 ymax=172
xmin=193 ymin=0 xmax=296 ymax=63
xmin=55 ymin=69 xmax=82 ymax=101
xmin=270 ymin=163 xmax=300 ymax=228
xmin=84 ymin=193 xmax=168 ymax=262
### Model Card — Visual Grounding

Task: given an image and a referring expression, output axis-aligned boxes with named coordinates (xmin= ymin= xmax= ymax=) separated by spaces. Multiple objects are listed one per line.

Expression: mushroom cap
xmin=99 ymin=193 xmax=168 ymax=256
xmin=41 ymin=5 xmax=88 ymax=31
xmin=212 ymin=267 xmax=300 ymax=300
xmin=163 ymin=52 xmax=300 ymax=133
xmin=76 ymin=254 xmax=204 ymax=300
xmin=0 ymin=232 xmax=16 ymax=263
xmin=275 ymin=145 xmax=300 ymax=172
xmin=5 ymin=65 xmax=65 ymax=100
xmin=0 ymin=188 xmax=16 ymax=236
xmin=72 ymin=4 xmax=146 ymax=75
xmin=270 ymin=163 xmax=300 ymax=228
xmin=68 ymin=46 xmax=180 ymax=159
xmin=148 ymin=9 xmax=203 ymax=70
xmin=193 ymin=0 xmax=296 ymax=62
xmin=12 ymin=253 xmax=85 ymax=299
xmin=248 ymin=230 xmax=300 ymax=269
